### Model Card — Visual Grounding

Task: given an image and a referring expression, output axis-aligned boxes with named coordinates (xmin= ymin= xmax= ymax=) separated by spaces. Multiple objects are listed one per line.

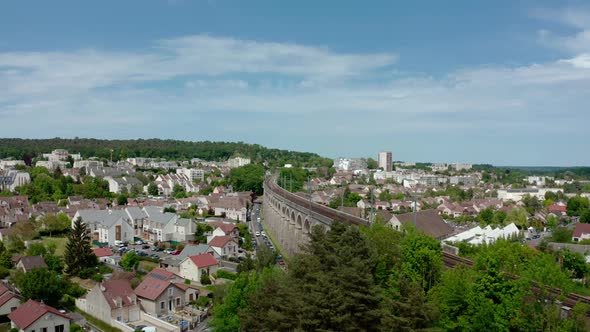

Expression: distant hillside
xmin=0 ymin=138 xmax=333 ymax=168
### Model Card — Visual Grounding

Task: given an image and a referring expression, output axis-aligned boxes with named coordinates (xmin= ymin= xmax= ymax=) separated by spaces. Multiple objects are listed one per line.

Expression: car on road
xmin=261 ymin=231 xmax=266 ymax=237
xmin=135 ymin=240 xmax=145 ymax=245
xmin=150 ymin=254 xmax=160 ymax=259
xmin=151 ymin=246 xmax=162 ymax=251
xmin=255 ymin=231 xmax=261 ymax=237
xmin=136 ymin=250 xmax=148 ymax=257
xmin=532 ymin=234 xmax=541 ymax=239
xmin=142 ymin=244 xmax=151 ymax=249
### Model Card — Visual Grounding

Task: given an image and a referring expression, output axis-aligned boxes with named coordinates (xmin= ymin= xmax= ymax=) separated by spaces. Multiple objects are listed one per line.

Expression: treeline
xmin=210 ymin=222 xmax=589 ymax=332
xmin=0 ymin=138 xmax=333 ymax=167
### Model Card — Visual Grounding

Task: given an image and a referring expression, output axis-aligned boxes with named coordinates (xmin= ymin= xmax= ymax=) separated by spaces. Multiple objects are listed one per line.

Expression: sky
xmin=1 ymin=0 xmax=590 ymax=166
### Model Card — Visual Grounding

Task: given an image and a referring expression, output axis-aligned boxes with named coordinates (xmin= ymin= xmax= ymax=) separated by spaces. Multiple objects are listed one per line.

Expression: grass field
xmin=40 ymin=236 xmax=68 ymax=256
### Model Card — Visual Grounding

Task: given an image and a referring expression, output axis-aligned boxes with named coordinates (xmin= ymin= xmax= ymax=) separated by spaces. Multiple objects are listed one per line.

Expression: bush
xmin=216 ymin=270 xmax=238 ymax=280
xmin=200 ymin=274 xmax=211 ymax=285
xmin=78 ymin=267 xmax=97 ymax=279
xmin=71 ymin=324 xmax=83 ymax=332
xmin=92 ymin=273 xmax=104 ymax=282
xmin=195 ymin=296 xmax=210 ymax=308
xmin=66 ymin=283 xmax=87 ymax=298
xmin=0 ymin=266 xmax=9 ymax=279
xmin=184 ymin=279 xmax=191 ymax=285
xmin=98 ymin=264 xmax=113 ymax=274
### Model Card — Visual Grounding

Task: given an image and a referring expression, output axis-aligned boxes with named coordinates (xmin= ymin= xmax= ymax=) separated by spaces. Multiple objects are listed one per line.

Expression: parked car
xmin=136 ymin=251 xmax=148 ymax=257
xmin=164 ymin=248 xmax=174 ymax=254
xmin=255 ymin=231 xmax=261 ymax=237
xmin=151 ymin=246 xmax=161 ymax=251
xmin=171 ymin=250 xmax=181 ymax=255
xmin=135 ymin=240 xmax=145 ymax=245
xmin=142 ymin=244 xmax=151 ymax=249
xmin=150 ymin=254 xmax=160 ymax=259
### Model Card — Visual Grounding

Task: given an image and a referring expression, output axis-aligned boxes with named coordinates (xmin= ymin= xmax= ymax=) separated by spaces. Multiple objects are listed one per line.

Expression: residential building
xmin=0 ymin=283 xmax=21 ymax=316
xmin=155 ymin=173 xmax=200 ymax=196
xmin=444 ymin=223 xmax=520 ymax=245
xmin=42 ymin=149 xmax=81 ymax=162
xmin=389 ymin=209 xmax=453 ymax=240
xmin=35 ymin=160 xmax=70 ymax=171
xmin=449 ymin=176 xmax=478 ymax=186
xmin=0 ymin=170 xmax=31 ymax=192
xmin=452 ymin=163 xmax=472 ymax=171
xmin=84 ymin=279 xmax=140 ymax=323
xmin=573 ymin=223 xmax=590 ymax=242
xmin=142 ymin=206 xmax=195 ymax=242
xmin=497 ymin=188 xmax=563 ymax=202
xmin=134 ymin=276 xmax=190 ymax=317
xmin=378 ymin=151 xmax=392 ymax=172
xmin=9 ymin=299 xmax=71 ymax=332
xmin=227 ymin=157 xmax=251 ymax=168
xmin=208 ymin=236 xmax=239 ymax=258
xmin=210 ymin=195 xmax=248 ymax=222
xmin=179 ymin=253 xmax=219 ymax=283
xmin=104 ymin=176 xmax=143 ymax=194
xmin=73 ymin=210 xmax=134 ymax=246
xmin=16 ymin=256 xmax=47 ymax=273
xmin=73 ymin=160 xmax=103 ymax=170
xmin=431 ymin=163 xmax=448 ymax=172
xmin=525 ymin=176 xmax=554 ymax=186
xmin=0 ymin=159 xmax=25 ymax=170
xmin=176 ymin=168 xmax=205 ymax=182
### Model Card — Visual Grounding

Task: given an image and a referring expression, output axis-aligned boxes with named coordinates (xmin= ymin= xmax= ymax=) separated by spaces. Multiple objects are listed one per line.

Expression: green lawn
xmin=40 ymin=236 xmax=68 ymax=256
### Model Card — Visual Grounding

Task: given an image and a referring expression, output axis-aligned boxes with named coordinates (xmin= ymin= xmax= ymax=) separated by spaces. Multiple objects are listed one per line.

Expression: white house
xmin=208 ymin=236 xmax=239 ymax=258
xmin=73 ymin=210 xmax=134 ymax=246
xmin=179 ymin=253 xmax=219 ymax=283
xmin=9 ymin=299 xmax=71 ymax=332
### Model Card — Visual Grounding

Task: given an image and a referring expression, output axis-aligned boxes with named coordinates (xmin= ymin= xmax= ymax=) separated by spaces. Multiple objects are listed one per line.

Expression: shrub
xmin=200 ymin=274 xmax=211 ymax=285
xmin=184 ymin=279 xmax=191 ymax=285
xmin=216 ymin=270 xmax=237 ymax=280
xmin=78 ymin=267 xmax=97 ymax=279
xmin=195 ymin=296 xmax=210 ymax=308
xmin=0 ymin=266 xmax=9 ymax=279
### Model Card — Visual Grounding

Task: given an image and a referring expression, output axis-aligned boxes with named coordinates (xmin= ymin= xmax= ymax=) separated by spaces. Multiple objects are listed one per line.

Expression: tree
xmin=64 ymin=217 xmax=98 ymax=276
xmin=506 ymin=207 xmax=528 ymax=228
xmin=120 ymin=251 xmax=140 ymax=271
xmin=567 ymin=196 xmax=589 ymax=216
xmin=117 ymin=194 xmax=128 ymax=206
xmin=580 ymin=209 xmax=590 ymax=224
xmin=147 ymin=183 xmax=159 ymax=196
xmin=195 ymin=223 xmax=213 ymax=243
xmin=228 ymin=164 xmax=265 ymax=195
xmin=366 ymin=157 xmax=378 ymax=169
xmin=172 ymin=184 xmax=187 ymax=198
xmin=12 ymin=268 xmax=67 ymax=307
xmin=560 ymin=249 xmax=589 ymax=279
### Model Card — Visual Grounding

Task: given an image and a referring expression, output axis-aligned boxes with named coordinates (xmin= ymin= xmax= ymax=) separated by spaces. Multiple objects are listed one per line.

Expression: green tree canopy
xmin=64 ymin=217 xmax=98 ymax=276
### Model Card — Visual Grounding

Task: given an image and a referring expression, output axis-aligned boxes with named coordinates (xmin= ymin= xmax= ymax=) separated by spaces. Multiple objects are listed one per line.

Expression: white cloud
xmin=534 ymin=7 xmax=590 ymax=53
xmin=1 ymin=32 xmax=590 ymax=164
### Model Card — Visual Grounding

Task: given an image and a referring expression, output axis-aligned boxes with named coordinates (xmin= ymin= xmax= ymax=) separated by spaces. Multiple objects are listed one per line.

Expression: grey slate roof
xmin=143 ymin=206 xmax=176 ymax=225
xmin=177 ymin=244 xmax=211 ymax=260
xmin=125 ymin=206 xmax=148 ymax=220
xmin=77 ymin=209 xmax=129 ymax=228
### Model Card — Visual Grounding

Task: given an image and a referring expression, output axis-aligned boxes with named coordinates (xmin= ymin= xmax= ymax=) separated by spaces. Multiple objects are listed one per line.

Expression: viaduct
xmin=262 ymin=176 xmax=369 ymax=255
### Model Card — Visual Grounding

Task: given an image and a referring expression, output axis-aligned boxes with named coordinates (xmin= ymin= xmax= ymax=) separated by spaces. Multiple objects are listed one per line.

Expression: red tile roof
xmin=100 ymin=279 xmax=136 ymax=309
xmin=8 ymin=299 xmax=71 ymax=329
xmin=93 ymin=247 xmax=114 ymax=257
xmin=134 ymin=277 xmax=187 ymax=301
xmin=548 ymin=204 xmax=567 ymax=213
xmin=189 ymin=253 xmax=218 ymax=268
xmin=208 ymin=221 xmax=238 ymax=235
xmin=0 ymin=292 xmax=19 ymax=307
xmin=18 ymin=256 xmax=47 ymax=272
xmin=208 ymin=236 xmax=235 ymax=248
xmin=147 ymin=268 xmax=176 ymax=281
xmin=0 ymin=283 xmax=9 ymax=297
xmin=573 ymin=223 xmax=590 ymax=238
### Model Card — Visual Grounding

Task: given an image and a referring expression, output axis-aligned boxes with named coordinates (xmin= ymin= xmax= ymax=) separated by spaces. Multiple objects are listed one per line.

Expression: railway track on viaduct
xmin=266 ymin=177 xmax=590 ymax=311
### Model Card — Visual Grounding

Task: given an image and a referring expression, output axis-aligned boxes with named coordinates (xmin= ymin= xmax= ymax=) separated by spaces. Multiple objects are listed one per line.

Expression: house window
xmin=176 ymin=298 xmax=181 ymax=306
xmin=168 ymin=288 xmax=173 ymax=296
xmin=55 ymin=325 xmax=65 ymax=332
xmin=160 ymin=301 xmax=165 ymax=309
xmin=42 ymin=328 xmax=47 ymax=332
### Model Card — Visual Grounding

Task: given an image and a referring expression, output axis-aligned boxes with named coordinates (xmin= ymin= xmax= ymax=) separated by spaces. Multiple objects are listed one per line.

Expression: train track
xmin=442 ymin=251 xmax=590 ymax=311
xmin=265 ymin=177 xmax=369 ymax=227
xmin=266 ymin=177 xmax=590 ymax=312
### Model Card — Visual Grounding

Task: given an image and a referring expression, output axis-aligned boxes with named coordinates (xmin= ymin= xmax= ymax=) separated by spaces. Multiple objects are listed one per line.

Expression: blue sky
xmin=1 ymin=0 xmax=590 ymax=166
